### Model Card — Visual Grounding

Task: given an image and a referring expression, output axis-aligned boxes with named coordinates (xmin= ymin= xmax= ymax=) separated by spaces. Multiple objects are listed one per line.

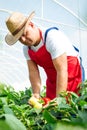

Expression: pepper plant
xmin=0 ymin=80 xmax=87 ymax=130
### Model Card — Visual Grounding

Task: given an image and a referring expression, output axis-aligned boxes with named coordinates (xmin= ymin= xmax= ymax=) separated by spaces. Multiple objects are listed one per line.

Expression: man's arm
xmin=52 ymin=52 xmax=68 ymax=97
xmin=27 ymin=60 xmax=41 ymax=98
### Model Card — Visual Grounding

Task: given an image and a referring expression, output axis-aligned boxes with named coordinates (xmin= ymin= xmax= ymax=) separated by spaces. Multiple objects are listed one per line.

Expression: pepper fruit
xmin=28 ymin=96 xmax=42 ymax=109
xmin=34 ymin=102 xmax=42 ymax=109
xmin=28 ymin=96 xmax=39 ymax=106
xmin=41 ymin=97 xmax=51 ymax=106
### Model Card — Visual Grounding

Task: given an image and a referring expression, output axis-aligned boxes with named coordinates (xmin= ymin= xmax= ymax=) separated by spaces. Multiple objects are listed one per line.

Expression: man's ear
xmin=29 ymin=22 xmax=34 ymax=27
xmin=24 ymin=22 xmax=34 ymax=32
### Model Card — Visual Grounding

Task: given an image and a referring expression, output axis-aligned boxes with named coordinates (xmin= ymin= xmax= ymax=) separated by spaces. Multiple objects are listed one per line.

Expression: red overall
xmin=28 ymin=44 xmax=82 ymax=99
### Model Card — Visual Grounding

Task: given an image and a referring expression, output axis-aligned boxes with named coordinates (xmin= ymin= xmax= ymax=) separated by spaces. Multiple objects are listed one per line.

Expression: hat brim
xmin=5 ymin=11 xmax=35 ymax=45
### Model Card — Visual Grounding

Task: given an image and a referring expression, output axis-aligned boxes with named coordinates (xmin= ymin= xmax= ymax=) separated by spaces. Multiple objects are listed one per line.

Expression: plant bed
xmin=0 ymin=80 xmax=87 ymax=130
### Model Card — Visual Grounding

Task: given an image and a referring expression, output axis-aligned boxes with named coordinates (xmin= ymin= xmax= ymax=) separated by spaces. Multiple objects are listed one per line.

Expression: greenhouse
xmin=0 ymin=0 xmax=87 ymax=130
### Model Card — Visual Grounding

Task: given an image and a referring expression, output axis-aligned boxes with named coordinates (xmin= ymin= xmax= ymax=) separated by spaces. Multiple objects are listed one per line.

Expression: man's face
xmin=19 ymin=23 xmax=38 ymax=46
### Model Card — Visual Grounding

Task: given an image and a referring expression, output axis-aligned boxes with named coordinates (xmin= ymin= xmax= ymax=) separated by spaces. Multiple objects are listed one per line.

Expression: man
xmin=5 ymin=11 xmax=83 ymax=100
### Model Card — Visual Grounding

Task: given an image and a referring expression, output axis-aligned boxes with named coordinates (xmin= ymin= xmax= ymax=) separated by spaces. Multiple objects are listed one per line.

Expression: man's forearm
xmin=29 ymin=74 xmax=41 ymax=98
xmin=27 ymin=60 xmax=42 ymax=98
xmin=56 ymin=71 xmax=68 ymax=97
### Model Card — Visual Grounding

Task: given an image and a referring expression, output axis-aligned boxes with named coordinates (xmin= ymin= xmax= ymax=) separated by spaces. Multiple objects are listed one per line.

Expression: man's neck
xmin=34 ymin=28 xmax=42 ymax=47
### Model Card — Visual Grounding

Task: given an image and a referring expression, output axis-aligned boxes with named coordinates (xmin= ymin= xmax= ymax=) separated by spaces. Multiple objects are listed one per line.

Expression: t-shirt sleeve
xmin=46 ymin=30 xmax=66 ymax=59
xmin=23 ymin=45 xmax=31 ymax=60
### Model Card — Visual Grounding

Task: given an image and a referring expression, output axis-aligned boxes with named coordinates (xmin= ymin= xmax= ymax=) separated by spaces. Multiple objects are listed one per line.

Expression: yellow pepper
xmin=28 ymin=96 xmax=42 ymax=109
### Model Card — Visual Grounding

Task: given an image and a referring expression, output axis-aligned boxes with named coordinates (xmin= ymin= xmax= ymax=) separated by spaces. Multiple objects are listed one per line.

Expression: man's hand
xmin=28 ymin=96 xmax=42 ymax=109
xmin=32 ymin=93 xmax=40 ymax=99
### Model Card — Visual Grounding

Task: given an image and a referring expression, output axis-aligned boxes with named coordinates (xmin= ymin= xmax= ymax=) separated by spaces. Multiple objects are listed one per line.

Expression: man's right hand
xmin=28 ymin=96 xmax=42 ymax=109
xmin=32 ymin=93 xmax=40 ymax=99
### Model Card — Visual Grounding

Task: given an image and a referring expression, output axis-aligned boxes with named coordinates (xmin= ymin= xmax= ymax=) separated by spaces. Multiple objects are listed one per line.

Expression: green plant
xmin=0 ymin=80 xmax=87 ymax=130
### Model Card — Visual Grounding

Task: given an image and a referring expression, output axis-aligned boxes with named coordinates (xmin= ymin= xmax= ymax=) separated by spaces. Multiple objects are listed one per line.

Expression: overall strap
xmin=44 ymin=27 xmax=59 ymax=43
xmin=44 ymin=27 xmax=79 ymax=54
xmin=73 ymin=45 xmax=79 ymax=52
xmin=73 ymin=46 xmax=85 ymax=81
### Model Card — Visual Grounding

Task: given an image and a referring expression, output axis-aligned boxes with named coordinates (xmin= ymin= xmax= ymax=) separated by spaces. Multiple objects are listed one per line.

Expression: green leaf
xmin=70 ymin=111 xmax=87 ymax=127
xmin=0 ymin=114 xmax=26 ymax=130
xmin=78 ymin=111 xmax=87 ymax=123
xmin=3 ymin=105 xmax=14 ymax=115
xmin=57 ymin=97 xmax=66 ymax=105
xmin=43 ymin=110 xmax=57 ymax=124
xmin=0 ymin=97 xmax=7 ymax=105
xmin=53 ymin=122 xmax=87 ymax=130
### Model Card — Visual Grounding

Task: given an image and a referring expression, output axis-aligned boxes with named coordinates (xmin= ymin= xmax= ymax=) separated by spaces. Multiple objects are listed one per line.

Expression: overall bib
xmin=28 ymin=28 xmax=82 ymax=99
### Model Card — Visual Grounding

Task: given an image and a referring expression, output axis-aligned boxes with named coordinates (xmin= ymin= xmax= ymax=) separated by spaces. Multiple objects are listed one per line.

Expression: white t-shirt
xmin=23 ymin=28 xmax=78 ymax=60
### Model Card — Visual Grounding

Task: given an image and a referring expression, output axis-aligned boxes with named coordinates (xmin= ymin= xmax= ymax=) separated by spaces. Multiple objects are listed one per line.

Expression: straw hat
xmin=5 ymin=11 xmax=35 ymax=45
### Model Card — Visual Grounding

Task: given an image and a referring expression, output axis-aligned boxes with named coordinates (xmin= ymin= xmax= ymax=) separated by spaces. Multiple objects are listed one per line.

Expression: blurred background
xmin=0 ymin=0 xmax=87 ymax=91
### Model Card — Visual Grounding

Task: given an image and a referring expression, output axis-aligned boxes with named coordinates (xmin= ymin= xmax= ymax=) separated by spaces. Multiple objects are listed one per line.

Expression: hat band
xmin=12 ymin=19 xmax=27 ymax=36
